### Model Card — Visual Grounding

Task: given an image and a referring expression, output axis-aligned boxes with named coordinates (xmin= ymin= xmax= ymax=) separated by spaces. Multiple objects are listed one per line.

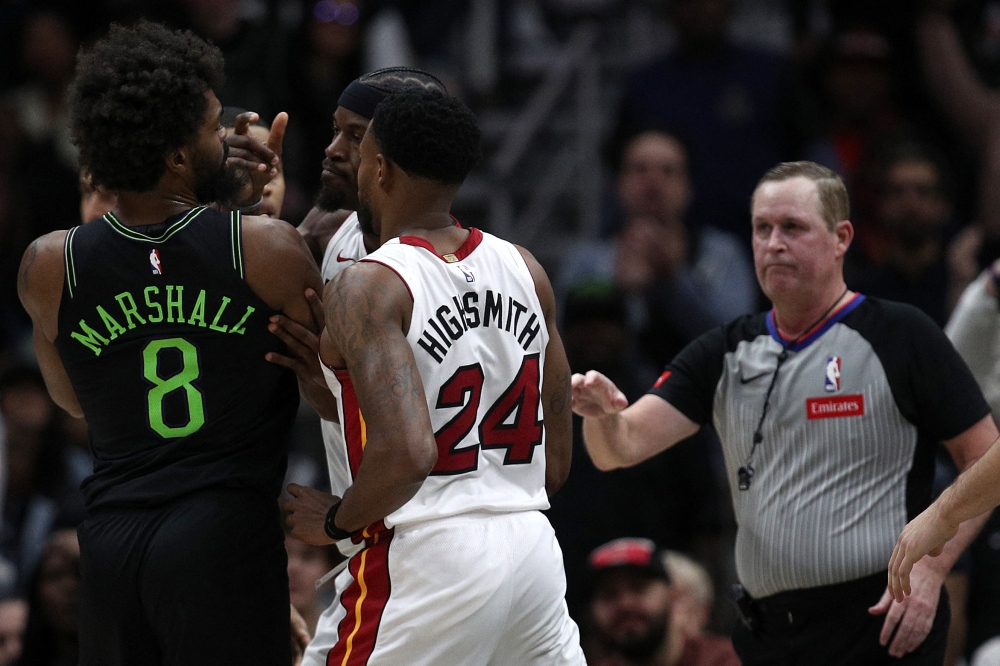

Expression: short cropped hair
xmin=368 ymin=92 xmax=482 ymax=185
xmin=70 ymin=20 xmax=225 ymax=192
xmin=752 ymin=161 xmax=849 ymax=230
xmin=358 ymin=67 xmax=447 ymax=95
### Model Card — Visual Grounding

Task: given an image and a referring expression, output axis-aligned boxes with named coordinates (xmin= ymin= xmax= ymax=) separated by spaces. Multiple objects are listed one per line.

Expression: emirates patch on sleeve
xmin=806 ymin=394 xmax=865 ymax=420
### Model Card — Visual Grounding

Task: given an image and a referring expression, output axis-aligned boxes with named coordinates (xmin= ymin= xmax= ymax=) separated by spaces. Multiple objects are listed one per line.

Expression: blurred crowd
xmin=6 ymin=0 xmax=1000 ymax=664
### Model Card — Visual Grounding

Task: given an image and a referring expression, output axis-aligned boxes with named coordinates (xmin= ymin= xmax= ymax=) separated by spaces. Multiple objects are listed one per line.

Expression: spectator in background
xmin=0 ymin=368 xmax=86 ymax=588
xmin=662 ymin=551 xmax=715 ymax=640
xmin=848 ymin=137 xmax=956 ymax=326
xmin=918 ymin=4 xmax=1000 ymax=314
xmin=559 ymin=130 xmax=756 ymax=369
xmin=0 ymin=597 xmax=26 ymax=666
xmin=616 ymin=0 xmax=788 ymax=241
xmin=585 ymin=538 xmax=738 ymax=666
xmin=18 ymin=529 xmax=78 ymax=666
xmin=803 ymin=27 xmax=899 ymax=194
xmin=0 ymin=10 xmax=82 ymax=344
xmin=285 ymin=533 xmax=338 ymax=636
xmin=6 ymin=9 xmax=79 ymax=174
xmin=175 ymin=0 xmax=290 ymax=126
xmin=285 ymin=0 xmax=363 ymax=220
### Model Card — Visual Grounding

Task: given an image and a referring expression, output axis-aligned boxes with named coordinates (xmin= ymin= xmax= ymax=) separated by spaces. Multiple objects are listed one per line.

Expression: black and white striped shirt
xmin=651 ymin=294 xmax=989 ymax=598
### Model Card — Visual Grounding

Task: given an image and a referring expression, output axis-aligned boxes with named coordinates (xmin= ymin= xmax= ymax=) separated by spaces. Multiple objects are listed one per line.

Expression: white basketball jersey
xmin=319 ymin=212 xmax=368 ymax=496
xmin=320 ymin=212 xmax=368 ymax=282
xmin=322 ymin=228 xmax=550 ymax=528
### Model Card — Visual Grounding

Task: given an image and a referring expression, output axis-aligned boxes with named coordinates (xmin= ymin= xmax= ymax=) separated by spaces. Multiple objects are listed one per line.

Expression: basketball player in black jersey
xmin=17 ymin=21 xmax=323 ymax=665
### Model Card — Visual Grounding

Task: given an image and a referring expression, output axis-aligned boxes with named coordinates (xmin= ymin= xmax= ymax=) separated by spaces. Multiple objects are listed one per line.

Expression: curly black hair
xmin=368 ymin=92 xmax=482 ymax=185
xmin=69 ymin=20 xmax=225 ymax=192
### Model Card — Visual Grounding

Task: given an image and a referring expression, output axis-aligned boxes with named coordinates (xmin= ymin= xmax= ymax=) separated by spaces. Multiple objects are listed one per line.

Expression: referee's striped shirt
xmin=651 ymin=295 xmax=989 ymax=598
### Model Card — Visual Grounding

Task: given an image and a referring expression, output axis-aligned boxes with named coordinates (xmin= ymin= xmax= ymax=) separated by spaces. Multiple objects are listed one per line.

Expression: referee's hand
xmin=571 ymin=370 xmax=628 ymax=418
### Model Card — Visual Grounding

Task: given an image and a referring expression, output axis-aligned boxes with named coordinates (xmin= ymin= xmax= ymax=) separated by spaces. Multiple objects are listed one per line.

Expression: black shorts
xmin=77 ymin=488 xmax=290 ymax=666
xmin=732 ymin=572 xmax=949 ymax=666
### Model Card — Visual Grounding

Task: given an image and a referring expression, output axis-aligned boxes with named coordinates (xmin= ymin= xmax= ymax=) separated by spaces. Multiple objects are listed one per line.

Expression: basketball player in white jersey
xmin=297 ymin=68 xmax=449 ymax=273
xmin=268 ymin=68 xmax=450 ymax=500
xmin=283 ymin=92 xmax=585 ymax=665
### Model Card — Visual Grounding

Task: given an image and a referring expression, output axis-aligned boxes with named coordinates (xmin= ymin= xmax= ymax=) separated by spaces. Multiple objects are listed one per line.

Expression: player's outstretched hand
xmin=284 ymin=483 xmax=340 ymax=546
xmin=225 ymin=110 xmax=288 ymax=207
xmin=887 ymin=504 xmax=958 ymax=602
xmin=571 ymin=370 xmax=628 ymax=419
xmin=266 ymin=288 xmax=326 ymax=389
xmin=290 ymin=603 xmax=310 ymax=666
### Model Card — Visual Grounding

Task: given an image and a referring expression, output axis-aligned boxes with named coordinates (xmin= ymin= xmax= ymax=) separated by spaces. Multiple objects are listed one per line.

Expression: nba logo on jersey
xmin=824 ymin=356 xmax=841 ymax=393
xmin=457 ymin=264 xmax=475 ymax=283
xmin=149 ymin=249 xmax=162 ymax=275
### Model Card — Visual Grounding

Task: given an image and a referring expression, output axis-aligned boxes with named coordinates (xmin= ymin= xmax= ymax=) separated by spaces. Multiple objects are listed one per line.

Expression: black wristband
xmin=324 ymin=501 xmax=353 ymax=541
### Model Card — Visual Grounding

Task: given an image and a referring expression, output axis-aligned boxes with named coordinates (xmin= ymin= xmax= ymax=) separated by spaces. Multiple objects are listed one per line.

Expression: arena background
xmin=3 ymin=1 xmax=1000 ymax=664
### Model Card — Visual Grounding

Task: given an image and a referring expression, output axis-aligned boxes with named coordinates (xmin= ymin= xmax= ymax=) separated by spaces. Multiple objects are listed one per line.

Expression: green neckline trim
xmin=104 ymin=207 xmax=206 ymax=243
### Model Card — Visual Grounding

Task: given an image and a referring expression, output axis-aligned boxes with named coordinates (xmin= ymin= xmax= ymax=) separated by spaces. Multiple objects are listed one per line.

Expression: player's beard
xmin=193 ymin=142 xmax=243 ymax=205
xmin=316 ymin=160 xmax=358 ymax=212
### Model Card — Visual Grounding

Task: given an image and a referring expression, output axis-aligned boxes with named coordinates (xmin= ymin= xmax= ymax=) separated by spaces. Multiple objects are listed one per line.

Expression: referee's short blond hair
xmin=752 ymin=161 xmax=850 ymax=231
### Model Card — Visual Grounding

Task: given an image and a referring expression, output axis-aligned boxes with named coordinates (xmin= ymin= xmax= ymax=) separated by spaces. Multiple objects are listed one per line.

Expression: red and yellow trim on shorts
xmin=334 ymin=369 xmax=366 ymax=478
xmin=327 ymin=521 xmax=394 ymax=666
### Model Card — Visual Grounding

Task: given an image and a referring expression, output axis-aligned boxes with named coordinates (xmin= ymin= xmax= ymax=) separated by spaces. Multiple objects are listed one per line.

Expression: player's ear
xmin=166 ymin=147 xmax=188 ymax=176
xmin=376 ymin=153 xmax=392 ymax=191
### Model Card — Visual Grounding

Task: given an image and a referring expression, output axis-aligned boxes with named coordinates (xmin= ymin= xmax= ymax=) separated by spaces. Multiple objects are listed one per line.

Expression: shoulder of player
xmin=18 ymin=230 xmax=68 ymax=322
xmin=334 ymin=260 xmax=411 ymax=306
xmin=327 ymin=261 xmax=412 ymax=335
xmin=241 ymin=214 xmax=314 ymax=266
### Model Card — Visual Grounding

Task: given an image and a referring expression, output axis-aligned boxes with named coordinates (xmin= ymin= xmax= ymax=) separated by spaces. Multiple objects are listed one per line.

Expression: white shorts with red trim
xmin=301 ymin=510 xmax=586 ymax=666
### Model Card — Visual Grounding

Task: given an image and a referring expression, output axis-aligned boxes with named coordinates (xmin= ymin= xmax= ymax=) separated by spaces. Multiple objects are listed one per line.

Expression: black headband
xmin=337 ymin=80 xmax=389 ymax=120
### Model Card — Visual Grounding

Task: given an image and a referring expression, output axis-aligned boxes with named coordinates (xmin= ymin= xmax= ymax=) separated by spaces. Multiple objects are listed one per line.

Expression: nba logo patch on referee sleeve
xmin=824 ymin=356 xmax=841 ymax=393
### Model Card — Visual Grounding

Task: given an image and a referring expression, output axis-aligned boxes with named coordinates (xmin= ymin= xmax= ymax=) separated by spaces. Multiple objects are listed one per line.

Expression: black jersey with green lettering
xmin=55 ymin=207 xmax=298 ymax=511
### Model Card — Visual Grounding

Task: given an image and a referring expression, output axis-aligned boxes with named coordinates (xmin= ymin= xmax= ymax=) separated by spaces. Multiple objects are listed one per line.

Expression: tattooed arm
xmin=323 ymin=261 xmax=437 ymax=532
xmin=18 ymin=232 xmax=83 ymax=417
xmin=517 ymin=246 xmax=573 ymax=496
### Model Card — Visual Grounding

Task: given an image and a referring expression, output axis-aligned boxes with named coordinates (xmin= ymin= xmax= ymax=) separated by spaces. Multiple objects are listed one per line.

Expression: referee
xmin=573 ymin=162 xmax=999 ymax=665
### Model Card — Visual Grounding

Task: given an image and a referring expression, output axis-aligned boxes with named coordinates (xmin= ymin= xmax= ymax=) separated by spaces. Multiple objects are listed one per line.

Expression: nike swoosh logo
xmin=336 ymin=252 xmax=355 ymax=263
xmin=739 ymin=371 xmax=770 ymax=384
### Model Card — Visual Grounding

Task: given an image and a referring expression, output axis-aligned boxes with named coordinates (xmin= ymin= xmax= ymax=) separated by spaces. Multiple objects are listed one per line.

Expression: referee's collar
xmin=766 ymin=293 xmax=866 ymax=352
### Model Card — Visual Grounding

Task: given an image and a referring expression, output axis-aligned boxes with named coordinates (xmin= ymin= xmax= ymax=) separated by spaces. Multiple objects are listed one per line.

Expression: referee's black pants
xmin=732 ymin=572 xmax=949 ymax=666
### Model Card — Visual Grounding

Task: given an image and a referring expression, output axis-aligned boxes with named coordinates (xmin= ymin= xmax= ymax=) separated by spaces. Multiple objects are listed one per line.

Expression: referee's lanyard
xmin=738 ymin=288 xmax=849 ymax=491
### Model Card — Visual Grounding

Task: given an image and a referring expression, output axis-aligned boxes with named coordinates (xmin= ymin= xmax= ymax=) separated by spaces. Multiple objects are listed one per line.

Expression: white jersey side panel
xmin=320 ymin=212 xmax=368 ymax=281
xmin=328 ymin=228 xmax=550 ymax=528
xmin=318 ymin=212 xmax=367 ymax=496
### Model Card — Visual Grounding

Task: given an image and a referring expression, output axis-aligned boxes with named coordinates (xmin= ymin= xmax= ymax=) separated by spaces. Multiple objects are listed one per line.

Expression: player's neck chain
xmin=738 ymin=287 xmax=850 ymax=491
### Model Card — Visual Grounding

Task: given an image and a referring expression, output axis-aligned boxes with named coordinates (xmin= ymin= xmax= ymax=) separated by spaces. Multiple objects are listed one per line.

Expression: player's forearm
xmin=335 ymin=436 xmax=436 ymax=532
xmin=937 ymin=437 xmax=1000 ymax=529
